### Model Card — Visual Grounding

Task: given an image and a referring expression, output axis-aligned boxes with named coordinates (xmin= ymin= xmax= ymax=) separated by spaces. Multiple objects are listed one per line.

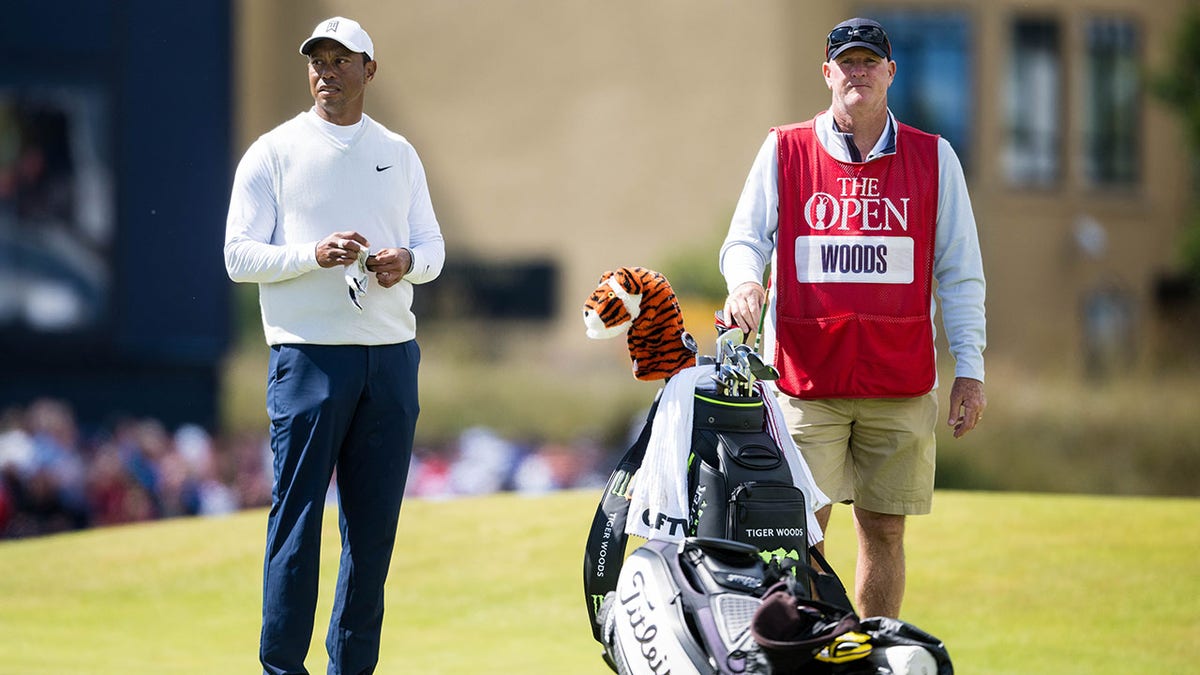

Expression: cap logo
xmin=325 ymin=20 xmax=340 ymax=33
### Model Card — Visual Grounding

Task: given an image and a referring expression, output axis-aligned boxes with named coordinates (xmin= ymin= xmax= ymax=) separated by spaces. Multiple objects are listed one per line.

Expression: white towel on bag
xmin=625 ymin=366 xmax=830 ymax=546
xmin=624 ymin=365 xmax=709 ymax=541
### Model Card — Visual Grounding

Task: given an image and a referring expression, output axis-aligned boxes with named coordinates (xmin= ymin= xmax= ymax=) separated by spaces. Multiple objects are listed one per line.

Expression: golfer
xmin=223 ymin=16 xmax=445 ymax=674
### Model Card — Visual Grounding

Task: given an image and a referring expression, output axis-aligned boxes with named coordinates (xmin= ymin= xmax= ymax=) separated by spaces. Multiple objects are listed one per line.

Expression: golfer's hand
xmin=948 ymin=377 xmax=986 ymax=439
xmin=723 ymin=282 xmax=766 ymax=337
xmin=317 ymin=231 xmax=369 ymax=268
xmin=366 ymin=247 xmax=412 ymax=288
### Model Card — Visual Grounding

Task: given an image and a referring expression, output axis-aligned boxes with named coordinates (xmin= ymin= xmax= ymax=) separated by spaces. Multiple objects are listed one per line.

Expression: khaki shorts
xmin=777 ymin=393 xmax=938 ymax=515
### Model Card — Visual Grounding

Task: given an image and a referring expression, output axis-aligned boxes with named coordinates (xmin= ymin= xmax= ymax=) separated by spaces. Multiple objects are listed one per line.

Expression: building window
xmin=0 ymin=86 xmax=113 ymax=336
xmin=1083 ymin=17 xmax=1140 ymax=186
xmin=412 ymin=258 xmax=559 ymax=321
xmin=867 ymin=10 xmax=975 ymax=172
xmin=1004 ymin=18 xmax=1062 ymax=187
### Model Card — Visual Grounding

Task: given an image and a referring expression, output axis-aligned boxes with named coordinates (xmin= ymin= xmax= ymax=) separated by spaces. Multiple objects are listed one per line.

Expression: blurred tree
xmin=659 ymin=215 xmax=736 ymax=302
xmin=1152 ymin=5 xmax=1200 ymax=282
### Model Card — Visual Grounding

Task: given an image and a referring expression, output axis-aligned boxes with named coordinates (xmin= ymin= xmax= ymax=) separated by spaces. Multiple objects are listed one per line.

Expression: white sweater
xmin=224 ymin=110 xmax=445 ymax=345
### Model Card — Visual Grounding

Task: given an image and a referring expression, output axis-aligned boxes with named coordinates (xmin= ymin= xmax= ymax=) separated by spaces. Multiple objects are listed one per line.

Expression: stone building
xmin=236 ymin=1 xmax=1196 ymax=374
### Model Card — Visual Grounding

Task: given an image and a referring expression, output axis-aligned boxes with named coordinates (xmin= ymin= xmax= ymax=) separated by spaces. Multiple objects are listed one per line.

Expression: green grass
xmin=0 ymin=490 xmax=1196 ymax=674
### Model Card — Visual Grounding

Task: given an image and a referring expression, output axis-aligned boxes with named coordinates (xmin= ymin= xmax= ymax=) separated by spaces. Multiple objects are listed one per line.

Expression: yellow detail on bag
xmin=815 ymin=630 xmax=873 ymax=663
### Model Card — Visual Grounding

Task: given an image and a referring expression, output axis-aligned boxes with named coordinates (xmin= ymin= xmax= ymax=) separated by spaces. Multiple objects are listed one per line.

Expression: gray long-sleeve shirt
xmin=720 ymin=109 xmax=986 ymax=384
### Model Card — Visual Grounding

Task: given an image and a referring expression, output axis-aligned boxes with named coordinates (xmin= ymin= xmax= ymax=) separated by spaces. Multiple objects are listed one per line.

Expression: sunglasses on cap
xmin=825 ymin=24 xmax=891 ymax=59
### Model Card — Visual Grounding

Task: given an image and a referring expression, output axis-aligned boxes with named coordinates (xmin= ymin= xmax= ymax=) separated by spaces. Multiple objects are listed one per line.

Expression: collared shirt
xmin=719 ymin=108 xmax=986 ymax=383
xmin=829 ymin=112 xmax=897 ymax=162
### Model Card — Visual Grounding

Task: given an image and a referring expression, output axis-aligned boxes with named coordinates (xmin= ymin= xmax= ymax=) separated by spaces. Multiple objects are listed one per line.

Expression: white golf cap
xmin=299 ymin=17 xmax=374 ymax=60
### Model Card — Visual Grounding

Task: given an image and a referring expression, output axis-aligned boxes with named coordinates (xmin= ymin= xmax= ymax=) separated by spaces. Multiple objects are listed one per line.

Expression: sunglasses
xmin=826 ymin=25 xmax=891 ymax=59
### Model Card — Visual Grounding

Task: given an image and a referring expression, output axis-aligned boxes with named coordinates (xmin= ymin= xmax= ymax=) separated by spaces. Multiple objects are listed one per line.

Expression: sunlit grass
xmin=0 ymin=490 xmax=1196 ymax=674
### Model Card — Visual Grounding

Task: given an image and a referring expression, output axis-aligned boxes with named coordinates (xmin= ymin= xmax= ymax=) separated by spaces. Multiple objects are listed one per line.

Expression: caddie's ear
xmin=598 ymin=270 xmax=615 ymax=284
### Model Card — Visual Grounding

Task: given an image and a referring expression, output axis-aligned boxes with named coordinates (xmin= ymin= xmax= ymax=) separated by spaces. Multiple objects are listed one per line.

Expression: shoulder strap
xmin=582 ymin=388 xmax=662 ymax=643
xmin=806 ymin=545 xmax=854 ymax=613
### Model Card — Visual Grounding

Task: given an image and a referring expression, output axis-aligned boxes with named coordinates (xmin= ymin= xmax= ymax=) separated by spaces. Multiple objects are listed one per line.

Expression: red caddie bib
xmin=773 ymin=119 xmax=939 ymax=399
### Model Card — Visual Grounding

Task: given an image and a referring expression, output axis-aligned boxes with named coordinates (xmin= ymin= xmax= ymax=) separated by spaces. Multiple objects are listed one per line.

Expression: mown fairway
xmin=0 ymin=490 xmax=1196 ymax=674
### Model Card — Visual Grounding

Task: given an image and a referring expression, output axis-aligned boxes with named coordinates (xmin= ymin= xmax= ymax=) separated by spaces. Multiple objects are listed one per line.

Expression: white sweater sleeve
xmin=933 ymin=138 xmax=987 ymax=382
xmin=223 ymin=138 xmax=321 ymax=284
xmin=402 ymin=147 xmax=445 ymax=285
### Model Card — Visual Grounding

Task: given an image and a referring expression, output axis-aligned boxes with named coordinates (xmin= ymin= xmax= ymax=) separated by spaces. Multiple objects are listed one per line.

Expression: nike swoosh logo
xmin=376 ymin=165 xmax=392 ymax=172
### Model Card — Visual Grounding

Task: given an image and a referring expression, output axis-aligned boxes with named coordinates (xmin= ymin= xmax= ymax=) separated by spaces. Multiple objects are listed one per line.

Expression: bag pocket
xmin=727 ymin=481 xmax=808 ymax=563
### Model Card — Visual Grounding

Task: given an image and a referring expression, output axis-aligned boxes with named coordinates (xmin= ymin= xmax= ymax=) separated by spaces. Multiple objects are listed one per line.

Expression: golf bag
xmin=750 ymin=579 xmax=954 ymax=675
xmin=583 ymin=379 xmax=847 ymax=644
xmin=597 ymin=537 xmax=782 ymax=675
xmin=690 ymin=386 xmax=811 ymax=563
xmin=597 ymin=536 xmax=954 ymax=675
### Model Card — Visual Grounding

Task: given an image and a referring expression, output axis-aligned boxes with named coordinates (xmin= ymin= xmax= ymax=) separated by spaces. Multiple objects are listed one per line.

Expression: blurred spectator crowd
xmin=0 ymin=398 xmax=613 ymax=540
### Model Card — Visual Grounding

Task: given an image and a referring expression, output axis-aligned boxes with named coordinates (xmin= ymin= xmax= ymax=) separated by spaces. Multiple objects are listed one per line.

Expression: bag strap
xmin=806 ymin=545 xmax=854 ymax=613
xmin=582 ymin=388 xmax=662 ymax=643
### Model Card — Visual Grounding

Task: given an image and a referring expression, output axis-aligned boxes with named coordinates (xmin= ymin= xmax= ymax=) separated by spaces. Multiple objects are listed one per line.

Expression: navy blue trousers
xmin=260 ymin=342 xmax=420 ymax=675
